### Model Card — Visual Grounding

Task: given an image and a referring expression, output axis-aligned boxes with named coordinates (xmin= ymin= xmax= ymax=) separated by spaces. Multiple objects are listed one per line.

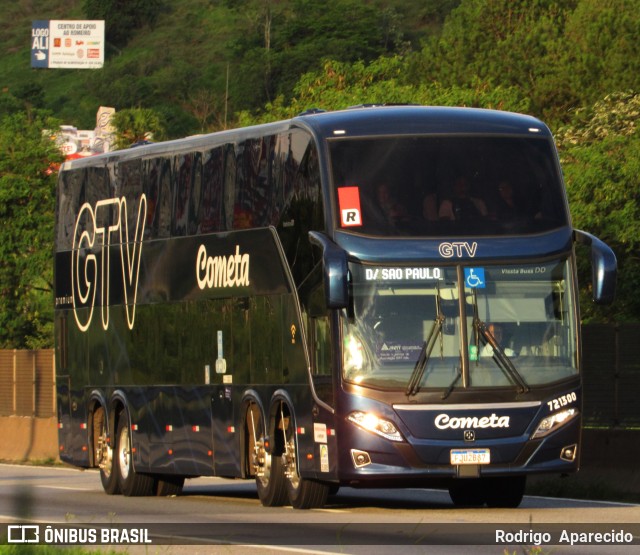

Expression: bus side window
xmin=301 ymin=263 xmax=334 ymax=406
xmin=187 ymin=151 xmax=203 ymax=236
xmin=234 ymin=137 xmax=274 ymax=229
xmin=156 ymin=157 xmax=172 ymax=238
xmin=223 ymin=143 xmax=236 ymax=232
xmin=279 ymin=132 xmax=324 ymax=284
xmin=142 ymin=158 xmax=159 ymax=239
xmin=201 ymin=147 xmax=224 ymax=233
xmin=172 ymin=153 xmax=192 ymax=237
xmin=251 ymin=296 xmax=284 ymax=385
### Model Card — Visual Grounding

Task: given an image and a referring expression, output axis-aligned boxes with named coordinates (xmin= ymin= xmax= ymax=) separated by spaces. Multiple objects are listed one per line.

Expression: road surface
xmin=1 ymin=463 xmax=639 ymax=554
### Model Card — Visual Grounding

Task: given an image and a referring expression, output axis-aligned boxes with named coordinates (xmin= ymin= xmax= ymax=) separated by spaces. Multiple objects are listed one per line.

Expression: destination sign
xmin=364 ymin=267 xmax=442 ymax=281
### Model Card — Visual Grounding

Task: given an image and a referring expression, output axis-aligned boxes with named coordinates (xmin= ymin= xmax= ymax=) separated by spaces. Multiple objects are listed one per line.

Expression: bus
xmin=54 ymin=105 xmax=616 ymax=509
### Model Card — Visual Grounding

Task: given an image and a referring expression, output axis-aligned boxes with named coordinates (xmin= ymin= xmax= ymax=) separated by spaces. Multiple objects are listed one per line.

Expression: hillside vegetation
xmin=0 ymin=0 xmax=639 ymax=348
xmin=2 ymin=0 xmax=452 ymax=133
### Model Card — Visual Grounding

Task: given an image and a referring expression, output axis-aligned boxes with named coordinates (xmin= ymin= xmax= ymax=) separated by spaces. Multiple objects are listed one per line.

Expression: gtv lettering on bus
xmin=196 ymin=244 xmax=250 ymax=290
xmin=71 ymin=195 xmax=146 ymax=332
xmin=434 ymin=413 xmax=510 ymax=429
xmin=438 ymin=241 xmax=478 ymax=258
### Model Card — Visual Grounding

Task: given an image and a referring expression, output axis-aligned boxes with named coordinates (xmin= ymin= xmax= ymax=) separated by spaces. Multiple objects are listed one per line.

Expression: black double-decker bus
xmin=54 ymin=106 xmax=616 ymax=508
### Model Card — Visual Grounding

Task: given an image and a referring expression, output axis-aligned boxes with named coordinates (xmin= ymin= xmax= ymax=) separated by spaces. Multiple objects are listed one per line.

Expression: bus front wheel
xmin=448 ymin=476 xmax=526 ymax=508
xmin=448 ymin=479 xmax=486 ymax=507
xmin=484 ymin=476 xmax=526 ymax=508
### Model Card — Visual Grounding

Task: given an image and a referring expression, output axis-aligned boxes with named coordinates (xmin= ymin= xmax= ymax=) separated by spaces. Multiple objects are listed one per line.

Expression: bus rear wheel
xmin=250 ymin=404 xmax=287 ymax=507
xmin=95 ymin=407 xmax=120 ymax=495
xmin=282 ymin=419 xmax=328 ymax=510
xmin=116 ymin=411 xmax=155 ymax=496
xmin=256 ymin=449 xmax=287 ymax=506
xmin=155 ymin=475 xmax=185 ymax=496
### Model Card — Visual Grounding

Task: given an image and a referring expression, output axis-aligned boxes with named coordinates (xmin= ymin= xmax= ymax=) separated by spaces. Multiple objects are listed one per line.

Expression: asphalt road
xmin=1 ymin=463 xmax=639 ymax=554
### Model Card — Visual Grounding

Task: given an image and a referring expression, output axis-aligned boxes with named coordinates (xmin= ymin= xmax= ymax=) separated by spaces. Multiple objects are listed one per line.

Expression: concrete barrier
xmin=0 ymin=416 xmax=59 ymax=462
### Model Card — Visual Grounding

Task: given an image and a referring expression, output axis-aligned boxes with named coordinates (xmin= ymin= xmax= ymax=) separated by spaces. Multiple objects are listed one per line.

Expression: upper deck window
xmin=329 ymin=135 xmax=568 ymax=237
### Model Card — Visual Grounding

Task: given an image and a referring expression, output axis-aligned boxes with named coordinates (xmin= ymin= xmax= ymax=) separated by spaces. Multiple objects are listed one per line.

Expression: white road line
xmin=312 ymin=508 xmax=350 ymax=514
xmin=34 ymin=485 xmax=95 ymax=491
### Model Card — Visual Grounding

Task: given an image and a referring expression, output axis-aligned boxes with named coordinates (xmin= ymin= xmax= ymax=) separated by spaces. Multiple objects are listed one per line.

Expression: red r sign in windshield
xmin=337 ymin=186 xmax=362 ymax=227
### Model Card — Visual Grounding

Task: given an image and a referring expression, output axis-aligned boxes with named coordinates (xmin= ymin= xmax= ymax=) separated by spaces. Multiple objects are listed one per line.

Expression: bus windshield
xmin=343 ymin=259 xmax=578 ymax=391
xmin=330 ymin=136 xmax=567 ymax=236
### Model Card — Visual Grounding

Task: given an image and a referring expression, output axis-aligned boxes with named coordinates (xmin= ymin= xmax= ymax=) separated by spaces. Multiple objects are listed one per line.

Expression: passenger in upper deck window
xmin=375 ymin=183 xmax=410 ymax=229
xmin=490 ymin=180 xmax=528 ymax=222
xmin=422 ymin=191 xmax=438 ymax=222
xmin=438 ymin=177 xmax=488 ymax=221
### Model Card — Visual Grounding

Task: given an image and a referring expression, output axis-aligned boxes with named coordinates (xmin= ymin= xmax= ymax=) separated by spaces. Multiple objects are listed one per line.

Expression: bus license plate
xmin=450 ymin=449 xmax=490 ymax=465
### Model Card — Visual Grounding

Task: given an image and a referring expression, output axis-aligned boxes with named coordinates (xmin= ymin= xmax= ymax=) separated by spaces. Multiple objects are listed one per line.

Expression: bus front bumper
xmin=336 ymin=416 xmax=580 ymax=484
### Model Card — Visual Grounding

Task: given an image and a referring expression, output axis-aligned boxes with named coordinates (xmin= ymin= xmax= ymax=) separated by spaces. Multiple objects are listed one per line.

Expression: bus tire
xmin=484 ymin=476 xmax=526 ymax=508
xmin=287 ymin=476 xmax=329 ymax=510
xmin=282 ymin=418 xmax=328 ymax=509
xmin=116 ymin=411 xmax=155 ymax=496
xmin=256 ymin=451 xmax=287 ymax=507
xmin=95 ymin=407 xmax=120 ymax=495
xmin=448 ymin=479 xmax=487 ymax=507
xmin=155 ymin=475 xmax=185 ymax=496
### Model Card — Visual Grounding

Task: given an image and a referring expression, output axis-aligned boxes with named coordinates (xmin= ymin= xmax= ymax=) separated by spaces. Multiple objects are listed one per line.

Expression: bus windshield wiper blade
xmin=478 ymin=321 xmax=530 ymax=393
xmin=441 ymin=365 xmax=461 ymax=400
xmin=405 ymin=313 xmax=445 ymax=396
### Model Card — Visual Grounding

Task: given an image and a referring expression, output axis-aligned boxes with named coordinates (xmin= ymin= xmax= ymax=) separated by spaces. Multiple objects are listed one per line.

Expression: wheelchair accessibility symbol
xmin=464 ymin=268 xmax=485 ymax=288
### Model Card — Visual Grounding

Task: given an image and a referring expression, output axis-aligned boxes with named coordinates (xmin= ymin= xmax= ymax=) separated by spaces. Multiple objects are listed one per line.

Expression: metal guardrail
xmin=0 ymin=325 xmax=638 ymax=426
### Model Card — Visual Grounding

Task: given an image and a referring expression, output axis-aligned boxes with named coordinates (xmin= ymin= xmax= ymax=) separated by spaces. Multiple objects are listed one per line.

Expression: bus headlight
xmin=348 ymin=411 xmax=403 ymax=442
xmin=344 ymin=335 xmax=365 ymax=372
xmin=531 ymin=408 xmax=578 ymax=439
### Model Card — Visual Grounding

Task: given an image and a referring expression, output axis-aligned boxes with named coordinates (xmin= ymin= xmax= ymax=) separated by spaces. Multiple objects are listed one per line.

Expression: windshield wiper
xmin=406 ymin=285 xmax=445 ymax=396
xmin=441 ymin=365 xmax=461 ymax=400
xmin=471 ymin=291 xmax=530 ymax=393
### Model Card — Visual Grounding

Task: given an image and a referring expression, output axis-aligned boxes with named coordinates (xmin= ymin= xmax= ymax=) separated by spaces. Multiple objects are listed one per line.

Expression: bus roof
xmin=292 ymin=105 xmax=551 ymax=140
xmin=61 ymin=106 xmax=551 ymax=171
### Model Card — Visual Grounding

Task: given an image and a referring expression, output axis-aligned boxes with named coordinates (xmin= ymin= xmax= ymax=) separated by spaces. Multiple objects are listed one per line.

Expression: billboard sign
xmin=31 ymin=20 xmax=104 ymax=69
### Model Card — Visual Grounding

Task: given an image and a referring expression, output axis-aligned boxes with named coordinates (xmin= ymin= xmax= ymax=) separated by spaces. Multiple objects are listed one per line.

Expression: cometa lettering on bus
xmin=434 ymin=413 xmax=510 ymax=430
xmin=196 ymin=244 xmax=250 ymax=290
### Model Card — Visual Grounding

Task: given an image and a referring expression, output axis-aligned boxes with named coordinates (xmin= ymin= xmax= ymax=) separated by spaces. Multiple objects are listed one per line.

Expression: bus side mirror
xmin=574 ymin=229 xmax=617 ymax=305
xmin=308 ymin=231 xmax=349 ymax=309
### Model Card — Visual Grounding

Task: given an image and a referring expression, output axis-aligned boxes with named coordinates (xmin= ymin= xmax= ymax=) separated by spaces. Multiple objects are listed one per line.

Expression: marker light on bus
xmin=347 ymin=411 xmax=403 ymax=442
xmin=531 ymin=408 xmax=578 ymax=439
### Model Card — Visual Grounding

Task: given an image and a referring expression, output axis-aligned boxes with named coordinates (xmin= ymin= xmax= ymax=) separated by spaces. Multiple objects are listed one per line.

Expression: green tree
xmin=414 ymin=0 xmax=573 ymax=123
xmin=83 ymin=0 xmax=168 ymax=49
xmin=110 ymin=108 xmax=166 ymax=149
xmin=557 ymin=92 xmax=640 ymax=321
xmin=228 ymin=0 xmax=401 ymax=110
xmin=239 ymin=56 xmax=530 ymax=124
xmin=0 ymin=107 xmax=62 ymax=348
xmin=562 ymin=0 xmax=640 ymax=110
xmin=411 ymin=0 xmax=640 ymax=126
